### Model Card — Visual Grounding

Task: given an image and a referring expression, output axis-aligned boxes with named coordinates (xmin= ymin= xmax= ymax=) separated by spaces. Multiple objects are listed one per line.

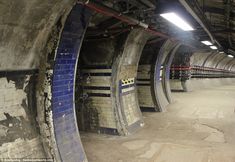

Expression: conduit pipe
xmin=78 ymin=0 xmax=170 ymax=39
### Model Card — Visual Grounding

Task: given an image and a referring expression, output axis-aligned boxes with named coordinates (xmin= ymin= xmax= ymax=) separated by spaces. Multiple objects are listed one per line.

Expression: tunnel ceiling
xmin=84 ymin=0 xmax=235 ymax=55
xmin=194 ymin=0 xmax=235 ymax=52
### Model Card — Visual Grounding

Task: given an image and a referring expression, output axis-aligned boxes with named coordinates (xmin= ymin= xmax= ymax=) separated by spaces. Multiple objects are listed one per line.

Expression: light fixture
xmin=210 ymin=46 xmax=218 ymax=50
xmin=201 ymin=41 xmax=212 ymax=46
xmin=160 ymin=12 xmax=194 ymax=31
xmin=228 ymin=55 xmax=234 ymax=58
xmin=219 ymin=51 xmax=224 ymax=53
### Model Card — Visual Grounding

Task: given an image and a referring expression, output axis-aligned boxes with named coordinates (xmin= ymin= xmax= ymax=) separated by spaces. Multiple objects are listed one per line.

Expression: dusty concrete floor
xmin=81 ymin=84 xmax=235 ymax=162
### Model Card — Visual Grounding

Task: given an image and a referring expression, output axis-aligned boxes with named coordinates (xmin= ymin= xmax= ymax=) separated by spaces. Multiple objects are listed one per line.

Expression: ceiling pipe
xmin=77 ymin=0 xmax=198 ymax=49
xmin=178 ymin=0 xmax=222 ymax=48
xmin=85 ymin=26 xmax=132 ymax=36
xmin=78 ymin=0 xmax=170 ymax=39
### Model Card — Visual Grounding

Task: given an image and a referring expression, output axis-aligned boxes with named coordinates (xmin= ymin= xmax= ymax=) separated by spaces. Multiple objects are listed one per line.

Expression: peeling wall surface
xmin=0 ymin=73 xmax=46 ymax=159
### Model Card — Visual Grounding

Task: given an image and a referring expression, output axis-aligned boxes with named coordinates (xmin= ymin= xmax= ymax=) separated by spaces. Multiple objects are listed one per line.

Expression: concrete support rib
xmin=163 ymin=44 xmax=182 ymax=103
xmin=217 ymin=57 xmax=234 ymax=70
xmin=204 ymin=52 xmax=223 ymax=68
xmin=224 ymin=59 xmax=235 ymax=70
xmin=52 ymin=4 xmax=91 ymax=162
xmin=215 ymin=55 xmax=227 ymax=69
xmin=112 ymin=28 xmax=151 ymax=134
xmin=137 ymin=40 xmax=178 ymax=112
xmin=78 ymin=28 xmax=150 ymax=135
xmin=228 ymin=60 xmax=235 ymax=71
xmin=202 ymin=52 xmax=215 ymax=67
xmin=230 ymin=63 xmax=235 ymax=71
xmin=153 ymin=40 xmax=178 ymax=112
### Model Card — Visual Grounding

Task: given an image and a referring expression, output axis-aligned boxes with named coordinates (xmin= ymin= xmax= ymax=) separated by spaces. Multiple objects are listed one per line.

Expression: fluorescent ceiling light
xmin=160 ymin=12 xmax=194 ymax=31
xmin=210 ymin=46 xmax=218 ymax=50
xmin=228 ymin=55 xmax=234 ymax=58
xmin=201 ymin=41 xmax=212 ymax=46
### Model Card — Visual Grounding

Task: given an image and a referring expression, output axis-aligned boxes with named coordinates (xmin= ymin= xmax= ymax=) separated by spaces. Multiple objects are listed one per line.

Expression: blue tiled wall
xmin=52 ymin=4 xmax=91 ymax=162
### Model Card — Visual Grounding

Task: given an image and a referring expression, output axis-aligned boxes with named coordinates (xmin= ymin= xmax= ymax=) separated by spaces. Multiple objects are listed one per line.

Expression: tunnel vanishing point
xmin=0 ymin=0 xmax=235 ymax=162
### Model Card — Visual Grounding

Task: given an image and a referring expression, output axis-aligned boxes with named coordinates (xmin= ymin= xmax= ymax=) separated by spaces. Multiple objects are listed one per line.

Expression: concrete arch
xmin=206 ymin=53 xmax=225 ymax=68
xmin=137 ymin=40 xmax=178 ymax=112
xmin=190 ymin=52 xmax=212 ymax=67
xmin=202 ymin=52 xmax=216 ymax=67
xmin=215 ymin=55 xmax=228 ymax=69
xmin=224 ymin=59 xmax=235 ymax=70
xmin=76 ymin=28 xmax=150 ymax=135
xmin=52 ymin=4 xmax=91 ymax=162
xmin=174 ymin=51 xmax=235 ymax=91
xmin=231 ymin=63 xmax=235 ymax=71
xmin=162 ymin=43 xmax=182 ymax=103
xmin=153 ymin=40 xmax=178 ymax=111
xmin=228 ymin=60 xmax=235 ymax=71
xmin=112 ymin=29 xmax=151 ymax=134
xmin=217 ymin=57 xmax=233 ymax=69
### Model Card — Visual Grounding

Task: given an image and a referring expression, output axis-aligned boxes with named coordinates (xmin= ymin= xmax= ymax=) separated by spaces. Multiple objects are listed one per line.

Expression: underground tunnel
xmin=1 ymin=0 xmax=235 ymax=162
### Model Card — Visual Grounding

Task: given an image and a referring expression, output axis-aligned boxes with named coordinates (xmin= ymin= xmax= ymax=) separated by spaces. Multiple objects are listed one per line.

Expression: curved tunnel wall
xmin=204 ymin=52 xmax=224 ymax=68
xmin=170 ymin=51 xmax=235 ymax=91
xmin=191 ymin=52 xmax=212 ymax=67
xmin=217 ymin=57 xmax=234 ymax=69
xmin=162 ymin=43 xmax=182 ymax=103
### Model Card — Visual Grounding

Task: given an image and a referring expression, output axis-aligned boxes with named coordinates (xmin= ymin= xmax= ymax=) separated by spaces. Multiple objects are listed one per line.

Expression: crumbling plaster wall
xmin=0 ymin=74 xmax=46 ymax=158
xmin=0 ymin=0 xmax=78 ymax=160
xmin=0 ymin=0 xmax=76 ymax=70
